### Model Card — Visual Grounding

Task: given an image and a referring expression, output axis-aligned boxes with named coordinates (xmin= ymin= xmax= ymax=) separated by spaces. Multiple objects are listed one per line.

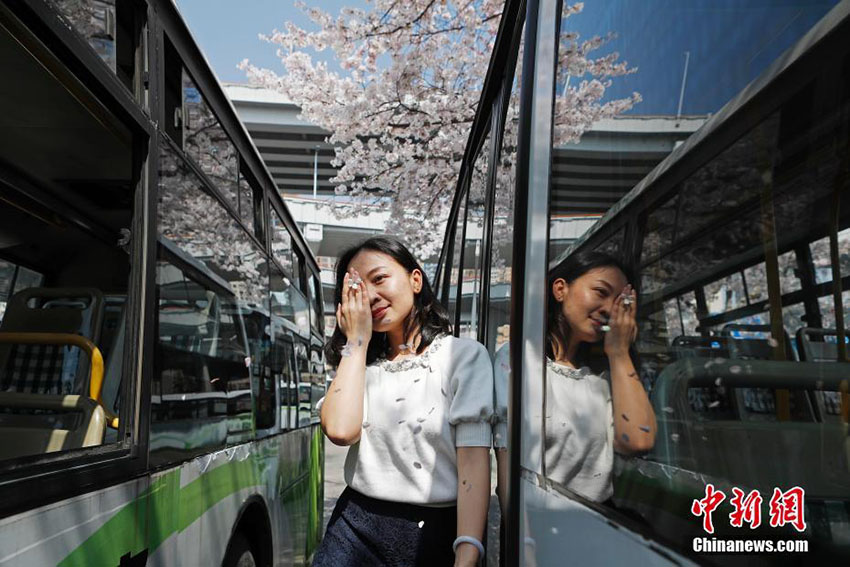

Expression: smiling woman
xmin=315 ymin=236 xmax=495 ymax=567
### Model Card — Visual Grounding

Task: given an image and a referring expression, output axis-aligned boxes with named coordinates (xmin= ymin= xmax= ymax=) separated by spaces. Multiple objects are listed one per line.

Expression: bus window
xmin=270 ymin=271 xmax=311 ymax=339
xmin=640 ymin=195 xmax=678 ymax=265
xmin=0 ymin=10 xmax=139 ymax=464
xmin=294 ymin=342 xmax=311 ymax=428
xmin=704 ymin=272 xmax=747 ymax=315
xmin=810 ymin=229 xmax=850 ymax=285
xmin=307 ymin=272 xmax=323 ymax=337
xmin=310 ymin=345 xmax=324 ymax=425
xmin=182 ymin=70 xmax=239 ymax=212
xmin=48 ymin=0 xmax=146 ymax=96
xmin=594 ymin=227 xmax=624 ymax=258
xmin=292 ymin=250 xmax=304 ymax=291
xmin=459 ymin=133 xmax=490 ymax=340
xmin=778 ymin=250 xmax=802 ymax=294
xmin=270 ymin=209 xmax=294 ymax=275
xmin=155 ymin=143 xmax=271 ymax=464
xmin=240 ymin=258 xmax=274 ymax=434
xmin=743 ymin=261 xmax=769 ymax=304
xmin=533 ymin=2 xmax=850 ymax=559
xmin=446 ymin=190 xmax=468 ymax=328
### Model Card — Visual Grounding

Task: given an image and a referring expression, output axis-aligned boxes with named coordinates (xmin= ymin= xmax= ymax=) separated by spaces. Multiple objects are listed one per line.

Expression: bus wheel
xmin=223 ymin=533 xmax=257 ymax=567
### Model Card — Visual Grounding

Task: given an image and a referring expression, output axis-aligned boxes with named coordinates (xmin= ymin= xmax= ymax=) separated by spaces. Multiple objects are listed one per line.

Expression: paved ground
xmin=322 ymin=441 xmax=348 ymax=533
xmin=322 ymin=442 xmax=502 ymax=565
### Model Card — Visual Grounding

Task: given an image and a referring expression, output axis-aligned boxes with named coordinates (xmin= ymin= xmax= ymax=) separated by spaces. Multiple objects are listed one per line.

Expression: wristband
xmin=453 ymin=535 xmax=485 ymax=562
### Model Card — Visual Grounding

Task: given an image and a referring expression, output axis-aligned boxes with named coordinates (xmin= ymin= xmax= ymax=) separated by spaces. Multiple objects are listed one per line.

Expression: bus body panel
xmin=0 ymin=427 xmax=322 ymax=566
xmin=520 ymin=473 xmax=698 ymax=566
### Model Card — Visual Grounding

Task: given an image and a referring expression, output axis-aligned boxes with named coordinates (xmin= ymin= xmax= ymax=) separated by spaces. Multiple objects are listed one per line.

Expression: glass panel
xmin=640 ymin=195 xmax=677 ymax=264
xmin=307 ymin=273 xmax=323 ymax=336
xmin=154 ymin=144 xmax=269 ymax=464
xmin=271 ymin=209 xmax=293 ymax=274
xmin=182 ymin=70 xmax=239 ymax=211
xmin=292 ymin=251 xmax=304 ymax=291
xmin=271 ymin=327 xmax=295 ymax=430
xmin=446 ymin=193 xmax=467 ymax=327
xmin=294 ymin=341 xmax=311 ymax=428
xmin=11 ymin=267 xmax=44 ymax=296
xmin=0 ymin=261 xmax=14 ymax=321
xmin=48 ymin=0 xmax=144 ymax=93
xmin=778 ymin=250 xmax=801 ymax=294
xmin=310 ymin=345 xmax=324 ymax=426
xmin=0 ymin=15 xmax=138 ymax=462
xmin=704 ymin=272 xmax=746 ymax=316
xmin=810 ymin=228 xmax=850 ymax=285
xmin=679 ymin=291 xmax=699 ymax=336
xmin=539 ymin=2 xmax=848 ymax=559
xmin=744 ymin=261 xmax=769 ymax=304
xmin=662 ymin=298 xmax=683 ymax=343
xmin=459 ymin=135 xmax=489 ymax=340
xmin=270 ymin=271 xmax=311 ymax=339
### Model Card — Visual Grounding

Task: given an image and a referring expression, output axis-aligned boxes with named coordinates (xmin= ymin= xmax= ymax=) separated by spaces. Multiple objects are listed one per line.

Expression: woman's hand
xmin=604 ymin=283 xmax=637 ymax=359
xmin=337 ymin=268 xmax=372 ymax=345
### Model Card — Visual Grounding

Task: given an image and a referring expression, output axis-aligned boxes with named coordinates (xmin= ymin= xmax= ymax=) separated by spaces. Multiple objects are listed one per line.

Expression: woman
xmin=492 ymin=251 xmax=656 ymax=509
xmin=544 ymin=250 xmax=656 ymax=501
xmin=314 ymin=236 xmax=493 ymax=567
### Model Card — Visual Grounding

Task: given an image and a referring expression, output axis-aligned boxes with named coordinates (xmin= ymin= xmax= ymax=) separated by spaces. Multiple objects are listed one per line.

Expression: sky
xmin=173 ymin=0 xmax=357 ymax=83
xmin=174 ymin=0 xmax=841 ymax=115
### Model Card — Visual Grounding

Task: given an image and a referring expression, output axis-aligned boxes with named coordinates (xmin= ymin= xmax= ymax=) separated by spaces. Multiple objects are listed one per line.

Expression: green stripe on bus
xmin=59 ymin=459 xmax=261 ymax=566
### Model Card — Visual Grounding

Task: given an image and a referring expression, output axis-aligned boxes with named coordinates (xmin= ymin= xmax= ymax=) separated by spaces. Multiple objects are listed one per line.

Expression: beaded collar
xmin=546 ymin=358 xmax=592 ymax=379
xmin=374 ymin=334 xmax=448 ymax=373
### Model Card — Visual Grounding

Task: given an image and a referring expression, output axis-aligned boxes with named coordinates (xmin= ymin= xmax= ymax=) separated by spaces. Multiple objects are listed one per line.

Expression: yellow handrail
xmin=0 ymin=332 xmax=118 ymax=428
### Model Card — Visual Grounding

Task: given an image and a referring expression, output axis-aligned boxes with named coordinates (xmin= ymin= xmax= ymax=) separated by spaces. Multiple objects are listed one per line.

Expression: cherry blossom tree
xmin=241 ymin=1 xmax=640 ymax=257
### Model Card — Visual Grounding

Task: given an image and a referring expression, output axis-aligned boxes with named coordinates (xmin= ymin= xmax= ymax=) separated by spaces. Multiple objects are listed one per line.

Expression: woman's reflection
xmin=544 ymin=251 xmax=657 ymax=502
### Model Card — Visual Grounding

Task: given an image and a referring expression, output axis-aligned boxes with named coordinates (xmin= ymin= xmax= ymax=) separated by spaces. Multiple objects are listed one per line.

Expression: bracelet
xmin=453 ymin=535 xmax=485 ymax=561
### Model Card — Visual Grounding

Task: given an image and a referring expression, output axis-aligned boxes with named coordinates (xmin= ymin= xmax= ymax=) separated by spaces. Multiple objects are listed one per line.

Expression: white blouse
xmin=544 ymin=359 xmax=614 ymax=502
xmin=342 ymin=334 xmax=494 ymax=505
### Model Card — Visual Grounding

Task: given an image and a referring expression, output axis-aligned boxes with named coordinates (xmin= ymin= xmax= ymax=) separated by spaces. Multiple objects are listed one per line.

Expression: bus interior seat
xmin=0 ymin=288 xmax=108 ymax=458
xmin=797 ymin=328 xmax=848 ymax=418
xmin=720 ymin=324 xmax=796 ymax=361
xmin=671 ymin=335 xmax=730 ymax=360
xmin=796 ymin=327 xmax=847 ymax=362
xmin=647 ymin=359 xmax=850 ymax=496
xmin=0 ymin=287 xmax=104 ymax=395
xmin=0 ymin=392 xmax=106 ymax=460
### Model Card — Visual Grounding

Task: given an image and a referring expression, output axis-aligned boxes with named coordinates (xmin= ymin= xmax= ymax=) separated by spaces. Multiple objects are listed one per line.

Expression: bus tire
xmin=223 ymin=533 xmax=257 ymax=567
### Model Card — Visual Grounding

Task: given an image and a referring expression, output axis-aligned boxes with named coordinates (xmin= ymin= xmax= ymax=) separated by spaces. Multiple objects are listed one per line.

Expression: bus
xmin=0 ymin=0 xmax=325 ymax=565
xmin=436 ymin=0 xmax=850 ymax=564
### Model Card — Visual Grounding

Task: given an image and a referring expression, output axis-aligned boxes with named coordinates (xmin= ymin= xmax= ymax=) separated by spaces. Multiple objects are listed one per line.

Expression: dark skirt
xmin=313 ymin=487 xmax=458 ymax=567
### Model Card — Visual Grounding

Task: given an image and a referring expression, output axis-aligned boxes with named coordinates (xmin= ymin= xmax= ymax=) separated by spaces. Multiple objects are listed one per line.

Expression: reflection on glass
xmin=810 ymin=228 xmax=850 ymax=285
xmin=154 ymin=144 xmax=270 ymax=464
xmin=182 ymin=71 xmax=239 ymax=212
xmin=542 ymin=253 xmax=656 ymax=502
xmin=48 ymin=0 xmax=142 ymax=91
xmin=447 ymin=195 xmax=468 ymax=327
xmin=704 ymin=272 xmax=746 ymax=315
xmin=459 ymin=136 xmax=489 ymax=340
xmin=271 ymin=210 xmax=294 ymax=275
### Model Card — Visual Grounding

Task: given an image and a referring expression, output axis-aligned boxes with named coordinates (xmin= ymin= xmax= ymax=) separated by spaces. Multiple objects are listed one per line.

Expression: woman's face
xmin=553 ymin=266 xmax=628 ymax=345
xmin=347 ymin=250 xmax=422 ymax=333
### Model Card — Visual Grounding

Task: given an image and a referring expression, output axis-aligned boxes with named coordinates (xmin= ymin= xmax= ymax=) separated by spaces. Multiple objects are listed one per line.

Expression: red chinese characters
xmin=691 ymin=484 xmax=726 ymax=534
xmin=768 ymin=486 xmax=806 ymax=532
xmin=691 ymin=485 xmax=807 ymax=534
xmin=729 ymin=488 xmax=763 ymax=529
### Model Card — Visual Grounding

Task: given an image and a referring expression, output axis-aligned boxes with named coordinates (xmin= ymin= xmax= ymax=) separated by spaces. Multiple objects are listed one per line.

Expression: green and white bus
xmin=0 ymin=0 xmax=325 ymax=565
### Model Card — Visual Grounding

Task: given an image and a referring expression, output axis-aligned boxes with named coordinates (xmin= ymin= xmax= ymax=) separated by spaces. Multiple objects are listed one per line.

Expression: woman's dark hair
xmin=325 ymin=236 xmax=451 ymax=367
xmin=547 ymin=250 xmax=633 ymax=364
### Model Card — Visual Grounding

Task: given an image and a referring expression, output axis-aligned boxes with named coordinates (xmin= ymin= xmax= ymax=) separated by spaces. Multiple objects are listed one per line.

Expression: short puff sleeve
xmin=445 ymin=337 xmax=495 ymax=447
